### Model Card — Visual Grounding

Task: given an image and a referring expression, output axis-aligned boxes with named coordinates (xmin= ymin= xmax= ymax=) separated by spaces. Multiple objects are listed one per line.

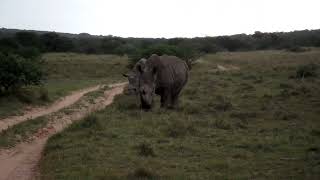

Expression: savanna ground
xmin=0 ymin=53 xmax=127 ymax=119
xmin=37 ymin=49 xmax=320 ymax=179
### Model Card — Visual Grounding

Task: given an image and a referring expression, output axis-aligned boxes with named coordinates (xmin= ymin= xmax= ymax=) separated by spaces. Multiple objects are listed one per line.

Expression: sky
xmin=0 ymin=0 xmax=319 ymax=38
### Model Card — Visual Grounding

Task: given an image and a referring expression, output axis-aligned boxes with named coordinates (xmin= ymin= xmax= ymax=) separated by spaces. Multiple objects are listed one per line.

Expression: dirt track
xmin=0 ymin=82 xmax=127 ymax=180
xmin=0 ymin=85 xmax=102 ymax=132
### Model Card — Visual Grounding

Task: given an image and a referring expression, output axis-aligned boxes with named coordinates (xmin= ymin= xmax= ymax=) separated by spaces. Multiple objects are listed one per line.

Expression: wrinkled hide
xmin=139 ymin=54 xmax=189 ymax=110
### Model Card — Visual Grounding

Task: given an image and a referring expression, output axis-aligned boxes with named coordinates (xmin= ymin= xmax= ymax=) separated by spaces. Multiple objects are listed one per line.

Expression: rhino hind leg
xmin=160 ymin=88 xmax=172 ymax=108
xmin=170 ymin=88 xmax=183 ymax=109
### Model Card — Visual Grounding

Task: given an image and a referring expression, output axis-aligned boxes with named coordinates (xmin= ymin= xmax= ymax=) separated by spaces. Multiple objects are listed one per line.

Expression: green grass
xmin=0 ymin=116 xmax=47 ymax=147
xmin=39 ymin=49 xmax=320 ymax=179
xmin=0 ymin=53 xmax=128 ymax=119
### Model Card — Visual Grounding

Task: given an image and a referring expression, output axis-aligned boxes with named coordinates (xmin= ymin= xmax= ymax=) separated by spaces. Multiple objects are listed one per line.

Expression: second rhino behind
xmin=124 ymin=54 xmax=189 ymax=110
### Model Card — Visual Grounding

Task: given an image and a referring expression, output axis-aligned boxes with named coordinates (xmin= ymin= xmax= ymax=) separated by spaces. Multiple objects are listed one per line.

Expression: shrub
xmin=164 ymin=119 xmax=197 ymax=138
xmin=16 ymin=47 xmax=41 ymax=59
xmin=286 ymin=46 xmax=309 ymax=53
xmin=211 ymin=96 xmax=233 ymax=112
xmin=295 ymin=63 xmax=318 ymax=79
xmin=128 ymin=167 xmax=157 ymax=179
xmin=39 ymin=86 xmax=50 ymax=102
xmin=136 ymin=142 xmax=156 ymax=157
xmin=0 ymin=53 xmax=45 ymax=93
xmin=213 ymin=119 xmax=232 ymax=130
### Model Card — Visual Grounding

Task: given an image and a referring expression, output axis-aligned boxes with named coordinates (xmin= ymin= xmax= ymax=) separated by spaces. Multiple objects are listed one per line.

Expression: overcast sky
xmin=0 ymin=0 xmax=319 ymax=38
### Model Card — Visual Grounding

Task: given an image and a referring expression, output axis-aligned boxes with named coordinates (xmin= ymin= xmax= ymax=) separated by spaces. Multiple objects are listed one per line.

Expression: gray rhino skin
xmin=123 ymin=58 xmax=147 ymax=95
xmin=138 ymin=54 xmax=189 ymax=109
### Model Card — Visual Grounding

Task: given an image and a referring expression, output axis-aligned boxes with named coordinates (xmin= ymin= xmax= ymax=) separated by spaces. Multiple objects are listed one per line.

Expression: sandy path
xmin=217 ymin=64 xmax=240 ymax=71
xmin=0 ymin=82 xmax=127 ymax=180
xmin=0 ymin=85 xmax=103 ymax=132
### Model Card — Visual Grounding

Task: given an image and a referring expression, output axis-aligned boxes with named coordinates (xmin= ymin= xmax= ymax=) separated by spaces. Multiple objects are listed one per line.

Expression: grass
xmin=0 ymin=116 xmax=47 ymax=147
xmin=39 ymin=49 xmax=320 ymax=179
xmin=0 ymin=53 xmax=128 ymax=119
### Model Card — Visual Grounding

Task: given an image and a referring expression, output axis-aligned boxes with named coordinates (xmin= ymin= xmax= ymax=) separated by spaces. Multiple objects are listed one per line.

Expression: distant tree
xmin=40 ymin=32 xmax=74 ymax=52
xmin=15 ymin=32 xmax=42 ymax=49
xmin=215 ymin=36 xmax=248 ymax=51
xmin=101 ymin=36 xmax=125 ymax=54
xmin=128 ymin=44 xmax=201 ymax=69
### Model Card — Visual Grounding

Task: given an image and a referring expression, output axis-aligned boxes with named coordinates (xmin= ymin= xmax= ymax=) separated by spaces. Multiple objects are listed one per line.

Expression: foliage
xmin=128 ymin=44 xmax=201 ymax=68
xmin=0 ymin=53 xmax=45 ymax=92
xmin=1 ymin=28 xmax=320 ymax=64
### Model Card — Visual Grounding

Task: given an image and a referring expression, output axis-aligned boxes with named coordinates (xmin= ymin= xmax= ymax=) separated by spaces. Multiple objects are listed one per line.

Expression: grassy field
xmin=39 ymin=49 xmax=320 ymax=179
xmin=0 ymin=53 xmax=128 ymax=119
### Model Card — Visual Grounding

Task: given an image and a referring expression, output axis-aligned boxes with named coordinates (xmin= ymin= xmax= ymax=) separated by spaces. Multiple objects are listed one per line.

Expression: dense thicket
xmin=1 ymin=28 xmax=320 ymax=65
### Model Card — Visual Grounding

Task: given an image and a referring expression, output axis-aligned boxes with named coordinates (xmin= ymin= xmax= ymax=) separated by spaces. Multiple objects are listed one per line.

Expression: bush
xmin=136 ymin=142 xmax=156 ymax=157
xmin=128 ymin=167 xmax=157 ymax=179
xmin=286 ymin=46 xmax=309 ymax=53
xmin=0 ymin=53 xmax=45 ymax=93
xmin=295 ymin=63 xmax=318 ymax=78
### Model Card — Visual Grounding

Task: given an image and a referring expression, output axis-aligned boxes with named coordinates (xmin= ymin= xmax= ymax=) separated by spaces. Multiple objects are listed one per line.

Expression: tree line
xmin=1 ymin=28 xmax=320 ymax=93
xmin=1 ymin=28 xmax=320 ymax=58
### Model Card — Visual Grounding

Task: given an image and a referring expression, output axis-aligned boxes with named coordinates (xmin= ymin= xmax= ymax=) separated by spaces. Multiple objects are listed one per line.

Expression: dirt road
xmin=0 ymin=82 xmax=127 ymax=180
xmin=0 ymin=85 xmax=103 ymax=132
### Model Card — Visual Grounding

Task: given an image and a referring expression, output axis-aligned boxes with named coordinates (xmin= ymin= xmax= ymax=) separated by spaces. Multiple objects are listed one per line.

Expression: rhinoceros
xmin=136 ymin=54 xmax=189 ymax=109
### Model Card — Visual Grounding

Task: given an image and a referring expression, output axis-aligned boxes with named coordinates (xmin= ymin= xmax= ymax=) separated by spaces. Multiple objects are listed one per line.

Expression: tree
xmin=15 ymin=32 xmax=42 ymax=48
xmin=40 ymin=32 xmax=74 ymax=52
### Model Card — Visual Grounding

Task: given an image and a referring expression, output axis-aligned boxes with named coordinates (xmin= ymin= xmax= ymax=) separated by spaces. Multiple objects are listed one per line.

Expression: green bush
xmin=0 ymin=53 xmax=45 ymax=93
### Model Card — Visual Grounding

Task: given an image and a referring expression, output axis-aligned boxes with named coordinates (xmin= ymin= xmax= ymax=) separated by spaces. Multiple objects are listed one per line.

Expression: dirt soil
xmin=0 ymin=82 xmax=127 ymax=180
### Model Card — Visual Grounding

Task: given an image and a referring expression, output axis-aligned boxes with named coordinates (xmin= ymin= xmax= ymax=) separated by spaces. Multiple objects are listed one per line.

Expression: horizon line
xmin=1 ymin=26 xmax=320 ymax=39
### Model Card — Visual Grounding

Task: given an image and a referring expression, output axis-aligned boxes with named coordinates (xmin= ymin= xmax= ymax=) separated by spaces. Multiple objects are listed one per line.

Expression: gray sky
xmin=0 ymin=0 xmax=319 ymax=38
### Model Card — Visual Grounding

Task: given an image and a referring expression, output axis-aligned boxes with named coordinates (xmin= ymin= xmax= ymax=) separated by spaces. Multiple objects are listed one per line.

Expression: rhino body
xmin=138 ymin=54 xmax=189 ymax=109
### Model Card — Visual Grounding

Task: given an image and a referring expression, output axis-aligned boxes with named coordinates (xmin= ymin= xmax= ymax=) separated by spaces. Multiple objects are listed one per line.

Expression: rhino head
xmin=122 ymin=58 xmax=147 ymax=95
xmin=137 ymin=55 xmax=159 ymax=110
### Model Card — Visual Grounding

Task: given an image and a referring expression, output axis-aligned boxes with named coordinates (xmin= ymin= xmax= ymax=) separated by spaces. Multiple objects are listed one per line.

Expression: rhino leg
xmin=170 ymin=88 xmax=182 ymax=109
xmin=160 ymin=88 xmax=171 ymax=108
xmin=170 ymin=82 xmax=187 ymax=109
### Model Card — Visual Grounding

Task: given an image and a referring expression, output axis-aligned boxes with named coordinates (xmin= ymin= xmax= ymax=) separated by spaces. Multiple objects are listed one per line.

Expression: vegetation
xmin=1 ymin=28 xmax=320 ymax=61
xmin=39 ymin=49 xmax=320 ymax=179
xmin=0 ymin=53 xmax=45 ymax=92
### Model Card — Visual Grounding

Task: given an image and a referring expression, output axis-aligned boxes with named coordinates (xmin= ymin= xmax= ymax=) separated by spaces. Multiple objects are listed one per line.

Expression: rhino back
xmin=153 ymin=55 xmax=188 ymax=89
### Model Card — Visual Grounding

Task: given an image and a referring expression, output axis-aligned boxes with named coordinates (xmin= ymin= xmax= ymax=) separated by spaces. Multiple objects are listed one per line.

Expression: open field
xmin=0 ymin=53 xmax=128 ymax=119
xmin=39 ymin=49 xmax=320 ymax=179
